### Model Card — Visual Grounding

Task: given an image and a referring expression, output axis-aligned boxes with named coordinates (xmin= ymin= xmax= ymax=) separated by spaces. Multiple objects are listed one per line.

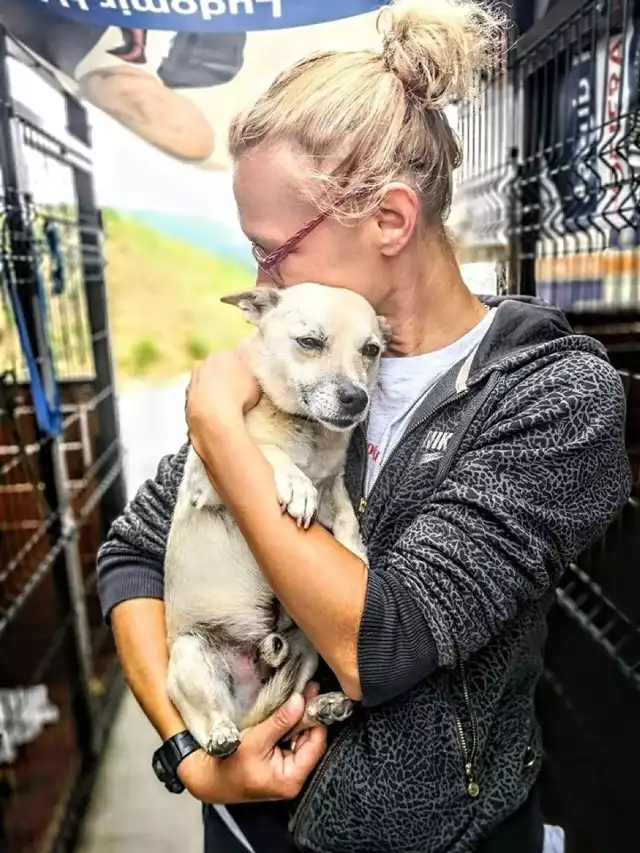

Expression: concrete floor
xmin=76 ymin=690 xmax=203 ymax=853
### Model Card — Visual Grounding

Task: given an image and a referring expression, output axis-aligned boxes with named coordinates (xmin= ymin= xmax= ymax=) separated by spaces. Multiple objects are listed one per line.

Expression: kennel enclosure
xmin=0 ymin=28 xmax=127 ymax=852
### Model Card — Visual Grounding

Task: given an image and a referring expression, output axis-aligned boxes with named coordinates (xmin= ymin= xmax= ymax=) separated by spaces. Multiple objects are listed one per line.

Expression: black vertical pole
xmin=507 ymin=145 xmax=522 ymax=295
xmin=518 ymin=63 xmax=540 ymax=298
xmin=64 ymin=94 xmax=127 ymax=530
xmin=0 ymin=29 xmax=96 ymax=761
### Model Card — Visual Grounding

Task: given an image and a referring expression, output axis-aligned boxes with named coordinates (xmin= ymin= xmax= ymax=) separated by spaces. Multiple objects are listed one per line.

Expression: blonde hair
xmin=229 ymin=0 xmax=506 ymax=228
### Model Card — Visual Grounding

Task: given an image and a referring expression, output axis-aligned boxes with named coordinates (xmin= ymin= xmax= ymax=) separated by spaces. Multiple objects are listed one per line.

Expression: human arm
xmin=97 ymin=446 xmax=190 ymax=738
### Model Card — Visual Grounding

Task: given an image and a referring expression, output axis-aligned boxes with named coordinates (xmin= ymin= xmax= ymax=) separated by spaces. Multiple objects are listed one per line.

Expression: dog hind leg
xmin=243 ymin=629 xmax=354 ymax=733
xmin=259 ymin=632 xmax=290 ymax=669
xmin=167 ymin=633 xmax=242 ymax=758
xmin=305 ymin=692 xmax=354 ymax=726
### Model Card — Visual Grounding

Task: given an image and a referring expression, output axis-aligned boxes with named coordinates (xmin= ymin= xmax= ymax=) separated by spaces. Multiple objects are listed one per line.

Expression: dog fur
xmin=164 ymin=283 xmax=387 ymax=757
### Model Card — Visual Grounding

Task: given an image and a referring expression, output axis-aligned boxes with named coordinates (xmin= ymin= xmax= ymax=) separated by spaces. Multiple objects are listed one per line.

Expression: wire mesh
xmin=456 ymin=0 xmax=640 ymax=314
xmin=452 ymin=33 xmax=516 ymax=265
xmin=0 ymin=123 xmax=96 ymax=382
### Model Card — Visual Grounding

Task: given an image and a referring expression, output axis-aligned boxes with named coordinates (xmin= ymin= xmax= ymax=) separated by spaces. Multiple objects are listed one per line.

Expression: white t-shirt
xmin=365 ymin=308 xmax=497 ymax=496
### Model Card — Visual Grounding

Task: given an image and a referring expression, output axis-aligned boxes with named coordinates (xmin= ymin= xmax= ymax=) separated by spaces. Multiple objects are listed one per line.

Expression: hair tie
xmin=381 ymin=31 xmax=397 ymax=73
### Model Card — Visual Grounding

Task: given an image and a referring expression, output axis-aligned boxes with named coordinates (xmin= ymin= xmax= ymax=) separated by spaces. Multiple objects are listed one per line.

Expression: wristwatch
xmin=152 ymin=730 xmax=201 ymax=793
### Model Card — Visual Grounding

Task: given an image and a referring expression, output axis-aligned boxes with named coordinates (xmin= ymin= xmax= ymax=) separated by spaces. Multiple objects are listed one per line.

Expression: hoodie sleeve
xmin=97 ymin=443 xmax=189 ymax=620
xmin=358 ymin=353 xmax=632 ymax=708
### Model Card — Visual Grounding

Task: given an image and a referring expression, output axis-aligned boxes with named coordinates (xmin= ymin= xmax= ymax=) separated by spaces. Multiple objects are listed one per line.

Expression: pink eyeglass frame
xmin=251 ymin=212 xmax=326 ymax=285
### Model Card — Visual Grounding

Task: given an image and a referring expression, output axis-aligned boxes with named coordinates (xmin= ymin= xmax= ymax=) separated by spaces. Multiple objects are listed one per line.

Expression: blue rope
xmin=1 ymin=215 xmax=62 ymax=437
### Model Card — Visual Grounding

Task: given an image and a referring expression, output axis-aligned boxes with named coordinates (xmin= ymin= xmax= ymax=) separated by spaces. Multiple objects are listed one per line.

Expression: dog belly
xmin=228 ymin=647 xmax=263 ymax=718
xmin=165 ymin=498 xmax=275 ymax=642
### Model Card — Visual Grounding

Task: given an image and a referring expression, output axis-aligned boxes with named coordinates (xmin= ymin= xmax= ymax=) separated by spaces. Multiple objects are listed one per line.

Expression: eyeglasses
xmin=251 ymin=212 xmax=326 ymax=286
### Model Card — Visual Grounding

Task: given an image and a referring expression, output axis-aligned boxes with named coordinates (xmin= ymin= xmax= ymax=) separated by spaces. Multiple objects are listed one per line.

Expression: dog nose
xmin=336 ymin=381 xmax=369 ymax=415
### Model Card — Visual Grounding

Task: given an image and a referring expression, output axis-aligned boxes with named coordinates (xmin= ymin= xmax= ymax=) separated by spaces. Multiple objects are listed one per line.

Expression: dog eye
xmin=361 ymin=342 xmax=381 ymax=358
xmin=296 ymin=336 xmax=324 ymax=351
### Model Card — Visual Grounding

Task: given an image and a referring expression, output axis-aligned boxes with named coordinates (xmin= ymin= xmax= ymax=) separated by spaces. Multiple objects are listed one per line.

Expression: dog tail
xmin=241 ymin=656 xmax=301 ymax=729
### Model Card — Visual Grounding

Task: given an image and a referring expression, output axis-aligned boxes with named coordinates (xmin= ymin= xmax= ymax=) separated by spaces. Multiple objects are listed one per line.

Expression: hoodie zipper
xmin=453 ymin=660 xmax=480 ymax=798
xmin=357 ymin=389 xmax=482 ymax=801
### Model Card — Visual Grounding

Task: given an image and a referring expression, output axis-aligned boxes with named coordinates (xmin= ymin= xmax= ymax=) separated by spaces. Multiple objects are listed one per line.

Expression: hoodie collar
xmin=466 ymin=296 xmax=610 ymax=385
xmin=399 ymin=296 xmax=610 ymax=436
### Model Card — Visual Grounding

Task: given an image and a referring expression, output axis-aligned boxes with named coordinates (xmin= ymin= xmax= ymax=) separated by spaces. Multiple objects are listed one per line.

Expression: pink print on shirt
xmin=368 ymin=442 xmax=381 ymax=463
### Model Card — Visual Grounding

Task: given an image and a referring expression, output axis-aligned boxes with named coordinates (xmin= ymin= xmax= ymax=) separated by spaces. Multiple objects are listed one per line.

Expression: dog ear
xmin=377 ymin=315 xmax=392 ymax=348
xmin=220 ymin=287 xmax=281 ymax=325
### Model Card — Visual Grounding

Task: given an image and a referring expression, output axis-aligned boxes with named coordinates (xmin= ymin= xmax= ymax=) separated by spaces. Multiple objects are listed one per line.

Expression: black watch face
xmin=166 ymin=776 xmax=185 ymax=794
xmin=152 ymin=748 xmax=184 ymax=793
xmin=153 ymin=753 xmax=169 ymax=783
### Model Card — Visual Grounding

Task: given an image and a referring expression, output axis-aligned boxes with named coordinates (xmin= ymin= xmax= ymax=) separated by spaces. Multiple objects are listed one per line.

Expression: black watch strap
xmin=152 ymin=730 xmax=201 ymax=793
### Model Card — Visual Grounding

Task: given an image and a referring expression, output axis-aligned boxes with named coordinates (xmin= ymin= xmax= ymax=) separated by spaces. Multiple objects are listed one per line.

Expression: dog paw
xmin=306 ymin=692 xmax=354 ymax=726
xmin=259 ymin=632 xmax=289 ymax=669
xmin=274 ymin=467 xmax=317 ymax=528
xmin=206 ymin=720 xmax=241 ymax=758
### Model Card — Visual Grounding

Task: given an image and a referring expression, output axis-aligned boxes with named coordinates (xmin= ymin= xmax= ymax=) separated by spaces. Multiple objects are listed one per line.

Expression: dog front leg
xmin=259 ymin=444 xmax=318 ymax=528
xmin=320 ymin=475 xmax=368 ymax=564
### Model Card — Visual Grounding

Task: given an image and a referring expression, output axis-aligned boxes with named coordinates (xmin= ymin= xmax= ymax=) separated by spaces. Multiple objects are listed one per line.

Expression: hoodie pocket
xmin=291 ymin=684 xmax=480 ymax=853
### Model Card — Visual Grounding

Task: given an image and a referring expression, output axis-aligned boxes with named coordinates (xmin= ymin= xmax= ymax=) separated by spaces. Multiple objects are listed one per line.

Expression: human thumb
xmin=252 ymin=693 xmax=305 ymax=752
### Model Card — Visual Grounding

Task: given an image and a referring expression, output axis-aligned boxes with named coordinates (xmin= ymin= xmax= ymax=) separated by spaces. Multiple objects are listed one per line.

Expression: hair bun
xmin=378 ymin=0 xmax=506 ymax=109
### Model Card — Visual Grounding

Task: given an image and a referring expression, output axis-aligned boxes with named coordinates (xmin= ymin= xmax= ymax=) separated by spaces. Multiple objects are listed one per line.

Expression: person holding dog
xmin=97 ymin=1 xmax=631 ymax=852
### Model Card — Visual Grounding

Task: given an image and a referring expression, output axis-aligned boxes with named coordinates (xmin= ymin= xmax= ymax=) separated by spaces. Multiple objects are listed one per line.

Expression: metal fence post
xmin=517 ymin=70 xmax=539 ymax=298
xmin=65 ymin=94 xmax=127 ymax=532
xmin=507 ymin=145 xmax=522 ymax=295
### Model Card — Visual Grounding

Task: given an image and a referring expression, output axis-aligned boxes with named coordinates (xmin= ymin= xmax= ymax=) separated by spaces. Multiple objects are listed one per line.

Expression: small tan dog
xmin=164 ymin=283 xmax=388 ymax=757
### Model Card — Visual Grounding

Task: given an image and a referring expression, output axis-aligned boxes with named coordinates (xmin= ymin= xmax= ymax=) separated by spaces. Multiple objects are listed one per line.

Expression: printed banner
xmin=1 ymin=0 xmax=382 ymax=168
xmin=23 ymin=0 xmax=379 ymax=33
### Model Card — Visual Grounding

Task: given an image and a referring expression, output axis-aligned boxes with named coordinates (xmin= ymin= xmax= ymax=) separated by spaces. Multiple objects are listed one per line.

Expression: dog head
xmin=221 ymin=283 xmax=389 ymax=431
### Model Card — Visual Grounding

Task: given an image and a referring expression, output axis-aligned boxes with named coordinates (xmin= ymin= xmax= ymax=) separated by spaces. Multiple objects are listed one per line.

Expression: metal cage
xmin=456 ymin=2 xmax=640 ymax=852
xmin=0 ymin=30 xmax=126 ymax=852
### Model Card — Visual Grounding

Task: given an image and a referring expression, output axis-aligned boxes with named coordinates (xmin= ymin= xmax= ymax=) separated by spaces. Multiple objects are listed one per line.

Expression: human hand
xmin=178 ymin=685 xmax=327 ymax=805
xmin=185 ymin=349 xmax=260 ymax=451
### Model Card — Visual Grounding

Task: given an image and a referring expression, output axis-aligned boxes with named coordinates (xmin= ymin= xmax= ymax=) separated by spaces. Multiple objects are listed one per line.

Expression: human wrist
xmin=176 ymin=748 xmax=221 ymax=798
xmin=191 ymin=411 xmax=246 ymax=466
xmin=156 ymin=709 xmax=191 ymax=743
xmin=194 ymin=403 xmax=243 ymax=439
